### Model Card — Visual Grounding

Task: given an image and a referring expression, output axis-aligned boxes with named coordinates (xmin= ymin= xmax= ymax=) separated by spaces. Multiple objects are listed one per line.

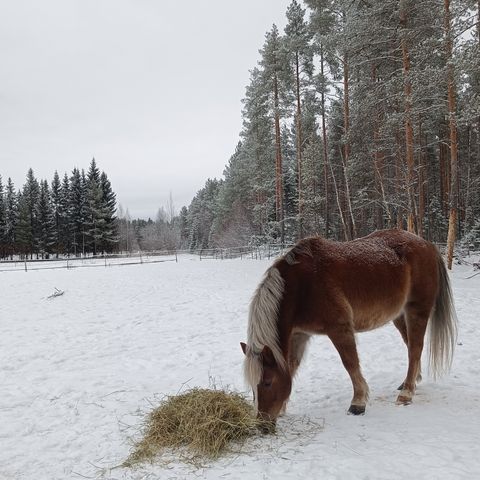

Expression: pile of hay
xmin=125 ymin=388 xmax=267 ymax=466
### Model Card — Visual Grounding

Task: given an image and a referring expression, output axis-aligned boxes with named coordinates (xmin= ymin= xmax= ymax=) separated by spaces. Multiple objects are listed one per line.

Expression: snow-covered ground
xmin=1 ymin=255 xmax=479 ymax=480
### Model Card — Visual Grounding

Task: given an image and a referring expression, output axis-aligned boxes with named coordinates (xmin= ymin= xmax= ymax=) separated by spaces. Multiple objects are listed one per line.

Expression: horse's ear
xmin=261 ymin=345 xmax=277 ymax=367
xmin=240 ymin=342 xmax=248 ymax=355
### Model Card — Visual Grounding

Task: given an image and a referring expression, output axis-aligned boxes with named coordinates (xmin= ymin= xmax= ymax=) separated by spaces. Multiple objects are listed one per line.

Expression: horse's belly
xmin=353 ymin=306 xmax=402 ymax=332
xmin=346 ymin=266 xmax=409 ymax=332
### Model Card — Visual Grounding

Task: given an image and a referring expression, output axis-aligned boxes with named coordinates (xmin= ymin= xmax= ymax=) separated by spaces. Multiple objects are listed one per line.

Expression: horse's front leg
xmin=327 ymin=323 xmax=369 ymax=415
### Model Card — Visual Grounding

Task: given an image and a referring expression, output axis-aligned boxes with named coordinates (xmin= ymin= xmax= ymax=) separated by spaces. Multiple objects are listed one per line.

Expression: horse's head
xmin=241 ymin=342 xmax=291 ymax=432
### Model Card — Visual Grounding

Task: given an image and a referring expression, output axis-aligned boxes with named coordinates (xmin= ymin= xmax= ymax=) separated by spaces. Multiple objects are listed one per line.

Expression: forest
xmin=182 ymin=0 xmax=480 ymax=262
xmin=2 ymin=1 xmax=479 ymax=261
xmin=0 ymin=159 xmax=117 ymax=259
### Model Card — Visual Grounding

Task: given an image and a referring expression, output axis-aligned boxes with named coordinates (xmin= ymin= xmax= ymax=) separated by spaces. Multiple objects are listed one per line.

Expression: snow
xmin=1 ymin=255 xmax=479 ymax=480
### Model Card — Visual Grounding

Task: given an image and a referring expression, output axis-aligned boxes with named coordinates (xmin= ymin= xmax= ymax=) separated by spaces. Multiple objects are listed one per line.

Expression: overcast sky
xmin=0 ymin=0 xmax=291 ymax=219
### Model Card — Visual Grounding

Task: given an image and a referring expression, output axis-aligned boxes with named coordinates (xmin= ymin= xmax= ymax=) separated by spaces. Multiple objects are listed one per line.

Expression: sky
xmin=0 ymin=0 xmax=291 ymax=219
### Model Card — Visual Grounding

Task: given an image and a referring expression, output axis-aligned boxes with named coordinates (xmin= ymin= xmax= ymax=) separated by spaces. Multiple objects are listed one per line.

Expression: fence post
xmin=104 ymin=254 xmax=107 ymax=267
xmin=175 ymin=250 xmax=178 ymax=263
xmin=24 ymin=256 xmax=27 ymax=272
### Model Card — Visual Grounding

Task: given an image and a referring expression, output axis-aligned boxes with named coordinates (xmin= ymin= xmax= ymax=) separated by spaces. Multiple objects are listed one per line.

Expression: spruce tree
xmin=15 ymin=193 xmax=31 ymax=257
xmin=35 ymin=180 xmax=56 ymax=258
xmin=100 ymin=171 xmax=117 ymax=252
xmin=0 ymin=176 xmax=6 ymax=258
xmin=85 ymin=159 xmax=104 ymax=255
xmin=87 ymin=158 xmax=101 ymax=184
xmin=59 ymin=173 xmax=71 ymax=254
xmin=22 ymin=169 xmax=40 ymax=258
xmin=5 ymin=178 xmax=17 ymax=259
xmin=178 ymin=206 xmax=189 ymax=248
xmin=69 ymin=168 xmax=85 ymax=255
xmin=51 ymin=171 xmax=61 ymax=256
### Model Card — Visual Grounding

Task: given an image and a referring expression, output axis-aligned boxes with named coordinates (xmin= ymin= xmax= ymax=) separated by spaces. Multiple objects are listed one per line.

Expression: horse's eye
xmin=263 ymin=379 xmax=272 ymax=387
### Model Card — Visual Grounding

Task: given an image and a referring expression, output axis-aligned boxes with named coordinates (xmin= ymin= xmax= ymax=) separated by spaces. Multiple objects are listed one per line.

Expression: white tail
xmin=429 ymin=253 xmax=458 ymax=379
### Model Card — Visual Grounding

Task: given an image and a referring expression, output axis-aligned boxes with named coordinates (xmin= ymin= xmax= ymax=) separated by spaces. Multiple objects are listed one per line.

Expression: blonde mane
xmin=243 ymin=266 xmax=287 ymax=389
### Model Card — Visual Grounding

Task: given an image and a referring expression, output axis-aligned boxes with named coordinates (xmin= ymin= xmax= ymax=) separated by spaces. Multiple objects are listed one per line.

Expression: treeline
xmin=0 ymin=159 xmax=117 ymax=259
xmin=182 ymin=0 xmax=480 ymax=253
xmin=116 ymin=199 xmax=184 ymax=252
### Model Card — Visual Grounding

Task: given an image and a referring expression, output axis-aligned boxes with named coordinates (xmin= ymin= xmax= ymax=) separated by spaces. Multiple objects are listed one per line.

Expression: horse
xmin=240 ymin=229 xmax=457 ymax=429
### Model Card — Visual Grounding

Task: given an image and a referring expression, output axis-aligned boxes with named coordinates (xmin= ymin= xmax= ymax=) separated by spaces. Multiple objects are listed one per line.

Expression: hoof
xmin=396 ymin=392 xmax=412 ymax=405
xmin=348 ymin=404 xmax=366 ymax=415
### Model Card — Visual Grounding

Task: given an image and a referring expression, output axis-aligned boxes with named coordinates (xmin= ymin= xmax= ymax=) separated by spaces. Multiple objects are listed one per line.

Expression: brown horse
xmin=241 ymin=229 xmax=457 ymax=428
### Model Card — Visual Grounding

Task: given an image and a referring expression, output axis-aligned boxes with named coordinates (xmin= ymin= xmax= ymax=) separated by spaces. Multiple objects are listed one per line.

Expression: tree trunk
xmin=320 ymin=45 xmax=329 ymax=237
xmin=439 ymin=135 xmax=449 ymax=215
xmin=342 ymin=53 xmax=356 ymax=239
xmin=395 ymin=130 xmax=404 ymax=229
xmin=463 ymin=126 xmax=472 ymax=238
xmin=331 ymin=152 xmax=349 ymax=241
xmin=295 ymin=51 xmax=304 ymax=239
xmin=400 ymin=3 xmax=416 ymax=234
xmin=444 ymin=0 xmax=459 ymax=270
xmin=417 ymin=121 xmax=426 ymax=238
xmin=274 ymin=71 xmax=284 ymax=243
xmin=372 ymin=64 xmax=391 ymax=229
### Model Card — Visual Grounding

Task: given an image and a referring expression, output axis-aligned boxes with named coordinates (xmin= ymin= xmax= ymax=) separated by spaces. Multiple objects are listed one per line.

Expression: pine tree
xmin=306 ymin=0 xmax=337 ymax=237
xmin=241 ymin=67 xmax=276 ymax=240
xmin=259 ymin=24 xmax=289 ymax=242
xmin=284 ymin=0 xmax=314 ymax=237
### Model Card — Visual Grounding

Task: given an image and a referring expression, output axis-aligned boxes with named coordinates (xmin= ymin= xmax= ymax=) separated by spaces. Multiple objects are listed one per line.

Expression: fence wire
xmin=0 ymin=245 xmax=292 ymax=273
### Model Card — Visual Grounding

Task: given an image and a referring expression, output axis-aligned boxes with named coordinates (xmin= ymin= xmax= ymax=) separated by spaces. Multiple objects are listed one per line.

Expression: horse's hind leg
xmin=393 ymin=314 xmax=422 ymax=390
xmin=327 ymin=323 xmax=369 ymax=415
xmin=396 ymin=307 xmax=429 ymax=405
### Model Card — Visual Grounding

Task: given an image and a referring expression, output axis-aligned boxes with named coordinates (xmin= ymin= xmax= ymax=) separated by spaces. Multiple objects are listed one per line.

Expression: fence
xmin=197 ymin=244 xmax=293 ymax=261
xmin=0 ymin=250 xmax=179 ymax=273
xmin=0 ymin=245 xmax=288 ymax=273
xmin=1 ymin=242 xmax=473 ymax=274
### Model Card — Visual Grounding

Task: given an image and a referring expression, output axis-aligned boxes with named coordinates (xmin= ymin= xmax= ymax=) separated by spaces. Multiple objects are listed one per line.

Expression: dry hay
xmin=124 ymin=387 xmax=269 ymax=466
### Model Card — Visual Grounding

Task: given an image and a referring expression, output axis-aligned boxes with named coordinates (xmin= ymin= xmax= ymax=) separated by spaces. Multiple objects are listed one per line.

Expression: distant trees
xmin=116 ymin=199 xmax=182 ymax=253
xmin=0 ymin=159 xmax=118 ymax=259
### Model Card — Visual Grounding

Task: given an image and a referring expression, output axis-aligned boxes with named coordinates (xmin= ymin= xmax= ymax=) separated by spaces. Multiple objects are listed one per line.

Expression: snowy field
xmin=1 ymin=255 xmax=480 ymax=480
